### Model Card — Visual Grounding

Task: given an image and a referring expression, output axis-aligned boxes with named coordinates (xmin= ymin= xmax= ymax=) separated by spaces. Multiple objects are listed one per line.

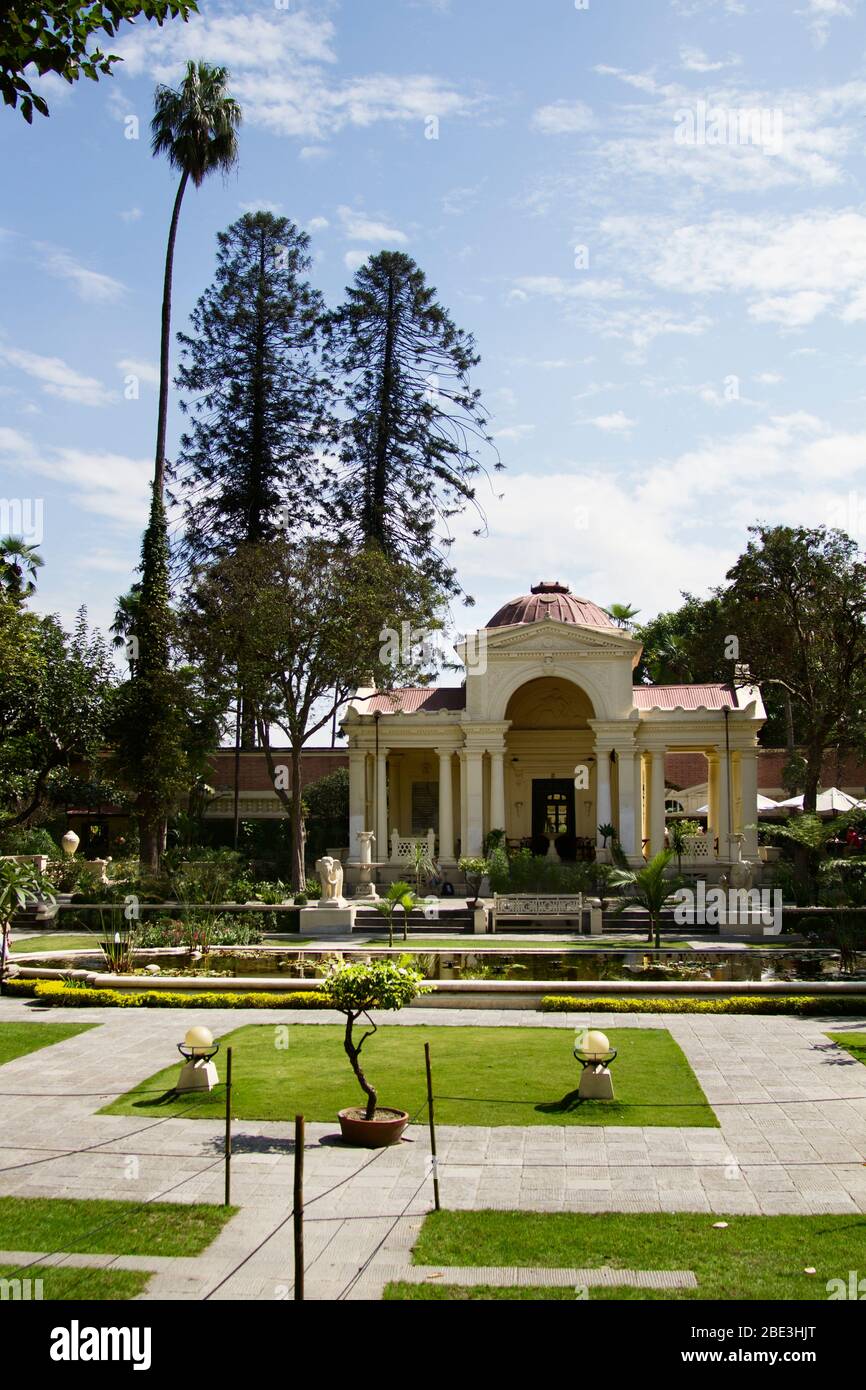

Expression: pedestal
xmin=299 ymin=905 xmax=358 ymax=936
xmin=177 ymin=1059 xmax=219 ymax=1093
xmin=578 ymin=1065 xmax=614 ymax=1100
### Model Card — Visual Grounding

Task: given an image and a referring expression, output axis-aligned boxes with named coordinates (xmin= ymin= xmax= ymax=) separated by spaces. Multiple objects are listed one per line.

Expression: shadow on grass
xmin=535 ymin=1087 xmax=585 ymax=1114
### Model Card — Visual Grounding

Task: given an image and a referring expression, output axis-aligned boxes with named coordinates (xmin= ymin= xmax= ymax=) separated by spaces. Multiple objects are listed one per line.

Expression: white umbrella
xmin=776 ymin=787 xmax=859 ymax=814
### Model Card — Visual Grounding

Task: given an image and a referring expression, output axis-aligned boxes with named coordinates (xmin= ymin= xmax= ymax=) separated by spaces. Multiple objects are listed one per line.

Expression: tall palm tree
xmin=0 ymin=537 xmax=43 ymax=605
xmin=150 ymin=60 xmax=242 ymax=499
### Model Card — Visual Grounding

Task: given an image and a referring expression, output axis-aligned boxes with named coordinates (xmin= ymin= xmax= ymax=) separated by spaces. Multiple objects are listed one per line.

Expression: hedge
xmin=2 ymin=979 xmax=331 ymax=1009
xmin=539 ymin=993 xmax=866 ymax=1017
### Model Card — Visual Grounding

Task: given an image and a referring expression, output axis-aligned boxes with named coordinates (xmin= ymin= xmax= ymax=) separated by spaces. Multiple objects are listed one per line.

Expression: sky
xmin=2 ymin=0 xmax=866 ymax=656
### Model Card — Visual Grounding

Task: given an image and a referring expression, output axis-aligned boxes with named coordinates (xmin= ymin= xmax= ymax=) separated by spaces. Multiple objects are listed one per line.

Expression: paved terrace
xmin=1 ymin=998 xmax=866 ymax=1299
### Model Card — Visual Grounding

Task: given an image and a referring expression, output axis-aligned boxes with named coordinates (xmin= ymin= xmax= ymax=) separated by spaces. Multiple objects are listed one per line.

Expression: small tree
xmin=0 ymin=858 xmax=53 ymax=985
xmin=376 ymin=879 xmax=412 ymax=947
xmin=610 ymin=849 xmax=683 ymax=949
xmin=322 ymin=958 xmax=428 ymax=1120
xmin=459 ymin=855 xmax=488 ymax=907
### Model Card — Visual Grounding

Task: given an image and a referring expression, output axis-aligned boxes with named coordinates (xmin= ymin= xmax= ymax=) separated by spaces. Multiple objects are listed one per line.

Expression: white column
xmin=739 ymin=749 xmax=759 ymax=858
xmin=707 ymin=753 xmax=718 ymax=844
xmin=463 ymin=749 xmax=484 ymax=857
xmin=348 ymin=748 xmax=366 ymax=856
xmin=617 ymin=749 xmax=638 ymax=856
xmin=375 ymin=746 xmax=389 ymax=858
xmin=489 ymin=750 xmax=506 ymax=834
xmin=595 ymin=751 xmax=612 ymax=849
xmin=436 ymin=748 xmax=455 ymax=861
xmin=650 ymin=750 xmax=666 ymax=857
xmin=717 ymin=747 xmax=731 ymax=861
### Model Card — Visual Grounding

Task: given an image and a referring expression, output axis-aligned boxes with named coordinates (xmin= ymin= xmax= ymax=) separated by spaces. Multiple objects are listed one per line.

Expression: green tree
xmin=322 ymin=957 xmax=428 ymax=1120
xmin=175 ymin=211 xmax=327 ymax=563
xmin=606 ymin=602 xmax=640 ymax=629
xmin=375 ymin=879 xmax=413 ymax=948
xmin=0 ymin=1 xmax=197 ymax=122
xmin=610 ymin=849 xmax=683 ymax=949
xmin=0 ymin=537 xmax=43 ymax=605
xmin=324 ymin=250 xmax=499 ymax=599
xmin=184 ymin=538 xmax=439 ymax=889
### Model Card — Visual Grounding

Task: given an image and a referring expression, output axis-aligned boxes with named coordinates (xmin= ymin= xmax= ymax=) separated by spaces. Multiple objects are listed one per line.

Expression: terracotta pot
xmin=338 ymin=1106 xmax=409 ymax=1147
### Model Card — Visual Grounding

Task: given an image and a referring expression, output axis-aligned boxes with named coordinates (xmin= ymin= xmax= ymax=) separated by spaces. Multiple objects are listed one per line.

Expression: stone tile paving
xmin=0 ymin=998 xmax=865 ymax=1297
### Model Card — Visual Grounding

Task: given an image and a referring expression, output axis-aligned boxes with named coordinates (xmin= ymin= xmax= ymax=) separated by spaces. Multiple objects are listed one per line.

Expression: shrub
xmin=539 ymin=993 xmax=866 ymax=1017
xmin=0 ymin=827 xmax=60 ymax=857
xmin=5 ymin=978 xmax=330 ymax=1008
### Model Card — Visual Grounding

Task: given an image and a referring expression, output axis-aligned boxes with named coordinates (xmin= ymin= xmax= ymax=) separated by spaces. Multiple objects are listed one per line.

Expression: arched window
xmin=665 ymin=798 xmax=684 ymax=814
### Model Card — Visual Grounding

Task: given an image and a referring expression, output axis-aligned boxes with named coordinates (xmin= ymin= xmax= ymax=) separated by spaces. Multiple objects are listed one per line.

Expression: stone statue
xmin=316 ymin=855 xmax=344 ymax=906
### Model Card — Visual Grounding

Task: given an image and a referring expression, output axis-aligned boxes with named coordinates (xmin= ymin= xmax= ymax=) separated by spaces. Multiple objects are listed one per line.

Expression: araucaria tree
xmin=324 ymin=251 xmax=499 ymax=599
xmin=174 ymin=211 xmax=327 ymax=562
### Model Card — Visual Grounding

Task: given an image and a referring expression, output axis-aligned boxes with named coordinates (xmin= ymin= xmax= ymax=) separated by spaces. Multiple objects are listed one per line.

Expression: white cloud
xmin=118 ymin=207 xmax=142 ymax=223
xmin=337 ymin=206 xmax=408 ymax=245
xmin=116 ymin=357 xmax=159 ymax=387
xmin=239 ymin=199 xmax=283 ymax=214
xmin=531 ymin=100 xmax=594 ymax=135
xmin=492 ymin=424 xmax=535 ymax=441
xmin=586 ymin=411 xmax=635 ymax=433
xmin=113 ymin=10 xmax=481 ymax=141
xmin=38 ymin=245 xmax=125 ymax=304
xmin=307 ymin=216 xmax=329 ymax=232
xmin=343 ymin=250 xmax=367 ymax=273
xmin=0 ymin=430 xmax=151 ymax=528
xmin=749 ymin=291 xmax=833 ymax=327
xmin=0 ymin=345 xmax=115 ymax=407
xmin=679 ymin=46 xmax=741 ymax=72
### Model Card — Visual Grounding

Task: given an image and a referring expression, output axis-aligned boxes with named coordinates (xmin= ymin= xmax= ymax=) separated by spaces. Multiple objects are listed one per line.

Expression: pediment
xmin=472 ymin=618 xmax=640 ymax=661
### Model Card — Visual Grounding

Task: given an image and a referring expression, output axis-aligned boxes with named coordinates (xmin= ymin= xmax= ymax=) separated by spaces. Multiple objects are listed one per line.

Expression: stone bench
xmin=491 ymin=893 xmax=593 ymax=934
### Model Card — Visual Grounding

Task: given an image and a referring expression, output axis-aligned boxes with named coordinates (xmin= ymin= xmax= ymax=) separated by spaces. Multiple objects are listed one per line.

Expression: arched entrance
xmin=504 ymin=676 xmax=596 ymax=857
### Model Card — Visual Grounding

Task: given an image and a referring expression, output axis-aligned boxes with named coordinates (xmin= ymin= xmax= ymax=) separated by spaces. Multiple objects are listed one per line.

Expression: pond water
xmin=20 ymin=946 xmax=865 ymax=984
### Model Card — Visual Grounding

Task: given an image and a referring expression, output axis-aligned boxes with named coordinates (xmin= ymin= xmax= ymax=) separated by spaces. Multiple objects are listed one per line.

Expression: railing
xmin=682 ymin=834 xmax=715 ymax=861
xmin=389 ymin=829 xmax=436 ymax=863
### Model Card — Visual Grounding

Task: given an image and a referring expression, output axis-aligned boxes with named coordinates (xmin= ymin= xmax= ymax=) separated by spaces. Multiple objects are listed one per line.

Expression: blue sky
xmin=3 ymin=0 xmax=866 ymax=648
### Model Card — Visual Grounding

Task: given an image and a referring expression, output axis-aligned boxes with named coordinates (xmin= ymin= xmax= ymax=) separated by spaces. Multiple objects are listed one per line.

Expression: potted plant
xmin=322 ymin=958 xmax=429 ymax=1147
xmin=0 ymin=859 xmax=55 ymax=987
xmin=458 ymin=855 xmax=488 ymax=907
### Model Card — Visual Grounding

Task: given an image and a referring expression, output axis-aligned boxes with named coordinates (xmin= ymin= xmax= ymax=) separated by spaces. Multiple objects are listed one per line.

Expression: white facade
xmin=341 ymin=582 xmax=765 ymax=879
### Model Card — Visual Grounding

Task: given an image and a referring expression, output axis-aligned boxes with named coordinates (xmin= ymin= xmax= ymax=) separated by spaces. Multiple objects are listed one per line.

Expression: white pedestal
xmin=578 ymin=1065 xmax=614 ymax=1100
xmin=472 ymin=906 xmax=488 ymax=934
xmin=177 ymin=1059 xmax=218 ymax=1093
xmin=299 ymin=905 xmax=358 ymax=936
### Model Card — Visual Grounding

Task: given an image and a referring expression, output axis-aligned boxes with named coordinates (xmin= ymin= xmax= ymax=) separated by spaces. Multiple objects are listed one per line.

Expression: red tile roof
xmin=364 ymin=687 xmax=466 ymax=714
xmin=486 ymin=580 xmax=616 ymax=630
xmin=633 ymin=684 xmax=737 ymax=711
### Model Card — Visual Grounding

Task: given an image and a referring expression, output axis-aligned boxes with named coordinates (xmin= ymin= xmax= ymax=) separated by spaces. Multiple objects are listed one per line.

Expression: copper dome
xmin=486 ymin=581 xmax=616 ymax=630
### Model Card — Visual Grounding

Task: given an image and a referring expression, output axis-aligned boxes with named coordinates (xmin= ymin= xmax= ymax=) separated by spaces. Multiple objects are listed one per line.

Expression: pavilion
xmin=341 ymin=581 xmax=766 ymax=883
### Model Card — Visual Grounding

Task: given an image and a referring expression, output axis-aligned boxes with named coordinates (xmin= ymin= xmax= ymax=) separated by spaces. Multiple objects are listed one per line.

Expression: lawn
xmin=103 ymin=1024 xmax=716 ymax=1127
xmin=0 ymin=1021 xmax=95 ymax=1067
xmin=0 ymin=1197 xmax=235 ymax=1257
xmin=0 ymin=1263 xmax=151 ymax=1300
xmin=9 ymin=934 xmax=102 ymax=954
xmin=827 ymin=1031 xmax=866 ymax=1065
xmin=349 ymin=938 xmax=695 ymax=951
xmin=397 ymin=1210 xmax=866 ymax=1300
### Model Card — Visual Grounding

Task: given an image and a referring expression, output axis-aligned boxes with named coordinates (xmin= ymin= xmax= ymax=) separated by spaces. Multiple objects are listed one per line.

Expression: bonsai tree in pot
xmin=322 ymin=957 xmax=429 ymax=1146
xmin=458 ymin=855 xmax=488 ymax=907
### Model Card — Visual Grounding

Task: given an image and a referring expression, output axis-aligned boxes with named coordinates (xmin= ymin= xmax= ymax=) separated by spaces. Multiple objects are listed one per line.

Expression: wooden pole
xmin=224 ymin=1047 xmax=233 ymax=1207
xmin=294 ymin=1113 xmax=305 ymax=1300
xmin=424 ymin=1042 xmax=440 ymax=1212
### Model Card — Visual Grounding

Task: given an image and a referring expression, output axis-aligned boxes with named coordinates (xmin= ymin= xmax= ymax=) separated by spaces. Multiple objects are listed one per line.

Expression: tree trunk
xmin=802 ymin=743 xmax=823 ymax=813
xmin=344 ymin=1015 xmax=378 ymax=1121
xmin=139 ymin=812 xmax=162 ymax=876
xmin=154 ymin=171 xmax=189 ymax=498
xmin=291 ymin=743 xmax=305 ymax=892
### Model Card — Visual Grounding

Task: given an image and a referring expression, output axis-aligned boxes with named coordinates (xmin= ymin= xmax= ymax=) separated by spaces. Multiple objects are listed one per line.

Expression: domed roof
xmin=486 ymin=581 xmax=617 ymax=630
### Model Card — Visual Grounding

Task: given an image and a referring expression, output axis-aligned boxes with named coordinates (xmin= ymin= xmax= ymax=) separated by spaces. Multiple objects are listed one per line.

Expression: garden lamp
xmin=574 ymin=1027 xmax=617 ymax=1100
xmin=177 ymin=1025 xmax=220 ymax=1093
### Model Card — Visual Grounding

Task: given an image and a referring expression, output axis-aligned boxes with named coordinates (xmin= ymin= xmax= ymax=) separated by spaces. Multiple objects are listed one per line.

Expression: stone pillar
xmin=375 ymin=746 xmax=389 ymax=859
xmin=348 ymin=748 xmax=367 ymax=855
xmin=595 ymin=751 xmax=612 ymax=849
xmin=634 ymin=755 xmax=644 ymax=858
xmin=463 ymin=749 xmax=484 ymax=857
xmin=489 ymin=750 xmax=506 ymax=835
xmin=617 ymin=748 xmax=638 ymax=856
xmin=707 ymin=753 xmax=718 ymax=846
xmin=738 ymin=748 xmax=760 ymax=858
xmin=717 ymin=747 xmax=731 ymax=861
xmin=650 ymin=750 xmax=666 ymax=857
xmin=436 ymin=748 xmax=455 ymax=862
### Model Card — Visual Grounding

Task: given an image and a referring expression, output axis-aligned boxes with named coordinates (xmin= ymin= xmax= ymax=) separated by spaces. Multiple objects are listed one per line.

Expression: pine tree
xmin=174 ymin=211 xmax=327 ymax=563
xmin=324 ymin=251 xmax=499 ymax=599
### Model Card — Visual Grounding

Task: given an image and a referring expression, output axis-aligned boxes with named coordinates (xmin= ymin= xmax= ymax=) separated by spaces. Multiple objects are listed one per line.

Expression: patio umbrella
xmin=775 ymin=787 xmax=860 ymax=815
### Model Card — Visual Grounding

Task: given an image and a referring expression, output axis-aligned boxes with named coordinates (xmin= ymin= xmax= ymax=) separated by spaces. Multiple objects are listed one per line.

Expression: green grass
xmin=351 ymin=937 xmax=695 ymax=951
xmin=9 ymin=934 xmax=102 ymax=954
xmin=0 ymin=1263 xmax=151 ymax=1300
xmin=384 ymin=1283 xmax=580 ymax=1300
xmin=404 ymin=1210 xmax=866 ymax=1300
xmin=827 ymin=1031 xmax=866 ymax=1065
xmin=103 ymin=1024 xmax=716 ymax=1127
xmin=0 ymin=1197 xmax=235 ymax=1256
xmin=0 ymin=1021 xmax=94 ymax=1066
